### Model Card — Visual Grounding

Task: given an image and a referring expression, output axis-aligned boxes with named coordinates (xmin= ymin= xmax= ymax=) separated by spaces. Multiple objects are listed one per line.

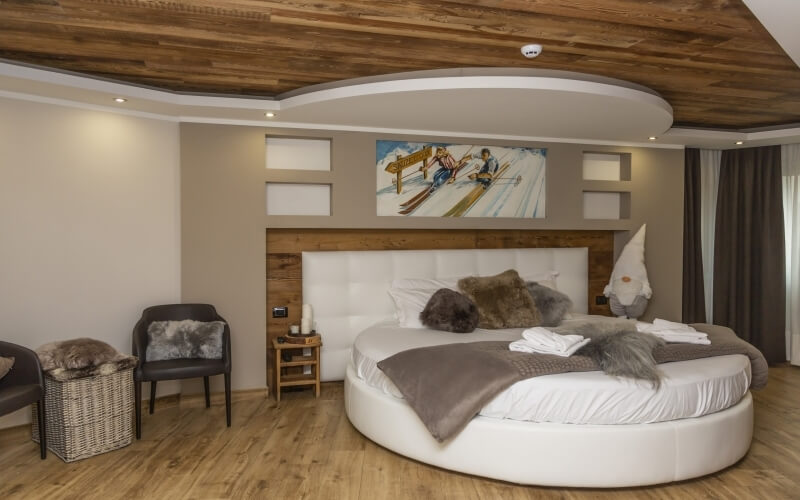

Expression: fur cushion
xmin=525 ymin=281 xmax=573 ymax=327
xmin=146 ymin=320 xmax=224 ymax=361
xmin=420 ymin=288 xmax=479 ymax=333
xmin=36 ymin=338 xmax=137 ymax=381
xmin=458 ymin=269 xmax=541 ymax=329
xmin=0 ymin=356 xmax=14 ymax=380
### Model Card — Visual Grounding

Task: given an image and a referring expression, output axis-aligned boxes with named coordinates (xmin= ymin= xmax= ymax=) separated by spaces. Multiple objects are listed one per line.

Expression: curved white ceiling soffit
xmin=0 ymin=61 xmax=798 ymax=148
xmin=276 ymin=74 xmax=674 ymax=143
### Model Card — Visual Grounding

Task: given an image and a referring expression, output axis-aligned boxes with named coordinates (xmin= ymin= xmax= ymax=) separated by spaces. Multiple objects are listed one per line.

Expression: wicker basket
xmin=32 ymin=367 xmax=134 ymax=462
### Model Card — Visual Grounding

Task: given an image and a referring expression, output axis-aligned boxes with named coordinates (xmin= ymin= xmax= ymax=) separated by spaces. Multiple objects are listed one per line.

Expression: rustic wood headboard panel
xmin=265 ymin=229 xmax=613 ymax=393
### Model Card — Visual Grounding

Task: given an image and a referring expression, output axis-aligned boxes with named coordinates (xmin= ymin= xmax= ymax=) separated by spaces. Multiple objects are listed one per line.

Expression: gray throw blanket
xmin=377 ymin=323 xmax=767 ymax=442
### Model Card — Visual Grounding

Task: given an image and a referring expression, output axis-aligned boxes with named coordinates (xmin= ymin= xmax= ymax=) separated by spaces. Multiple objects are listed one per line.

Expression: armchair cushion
xmin=146 ymin=320 xmax=224 ymax=361
xmin=0 ymin=356 xmax=13 ymax=380
xmin=0 ymin=384 xmax=41 ymax=414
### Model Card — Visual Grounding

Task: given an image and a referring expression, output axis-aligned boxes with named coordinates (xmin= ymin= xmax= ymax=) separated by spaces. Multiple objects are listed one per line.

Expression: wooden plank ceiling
xmin=1 ymin=0 xmax=799 ymax=129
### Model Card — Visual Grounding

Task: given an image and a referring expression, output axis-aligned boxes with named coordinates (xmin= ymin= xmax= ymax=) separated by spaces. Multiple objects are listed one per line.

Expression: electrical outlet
xmin=272 ymin=306 xmax=288 ymax=318
xmin=595 ymin=295 xmax=608 ymax=305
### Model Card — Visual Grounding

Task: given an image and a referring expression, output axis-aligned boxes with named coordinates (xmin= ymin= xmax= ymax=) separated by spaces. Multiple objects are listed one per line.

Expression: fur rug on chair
xmin=36 ymin=338 xmax=137 ymax=381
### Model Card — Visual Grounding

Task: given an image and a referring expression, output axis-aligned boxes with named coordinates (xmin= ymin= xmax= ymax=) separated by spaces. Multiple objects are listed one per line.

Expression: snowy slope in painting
xmin=376 ymin=140 xmax=545 ymax=218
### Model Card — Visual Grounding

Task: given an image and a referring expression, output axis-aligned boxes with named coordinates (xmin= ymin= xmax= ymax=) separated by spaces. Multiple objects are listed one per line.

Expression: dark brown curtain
xmin=714 ymin=145 xmax=785 ymax=363
xmin=683 ymin=148 xmax=706 ymax=323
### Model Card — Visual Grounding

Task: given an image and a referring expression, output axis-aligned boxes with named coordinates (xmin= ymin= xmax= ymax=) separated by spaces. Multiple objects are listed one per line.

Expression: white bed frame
xmin=302 ymin=247 xmax=753 ymax=487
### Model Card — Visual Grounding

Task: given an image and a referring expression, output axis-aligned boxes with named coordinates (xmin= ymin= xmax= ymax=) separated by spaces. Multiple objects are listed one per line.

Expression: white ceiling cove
xmin=1 ymin=62 xmax=799 ymax=148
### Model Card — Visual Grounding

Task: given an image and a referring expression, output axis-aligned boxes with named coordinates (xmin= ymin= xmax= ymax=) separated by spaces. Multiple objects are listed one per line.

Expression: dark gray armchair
xmin=132 ymin=304 xmax=231 ymax=439
xmin=0 ymin=341 xmax=46 ymax=459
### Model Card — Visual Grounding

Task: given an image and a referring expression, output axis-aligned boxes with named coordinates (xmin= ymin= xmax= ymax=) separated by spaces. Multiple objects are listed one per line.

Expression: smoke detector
xmin=521 ymin=44 xmax=543 ymax=58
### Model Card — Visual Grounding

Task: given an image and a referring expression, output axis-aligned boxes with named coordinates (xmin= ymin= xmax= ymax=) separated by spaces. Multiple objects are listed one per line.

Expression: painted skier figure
xmin=423 ymin=147 xmax=464 ymax=191
xmin=471 ymin=148 xmax=499 ymax=189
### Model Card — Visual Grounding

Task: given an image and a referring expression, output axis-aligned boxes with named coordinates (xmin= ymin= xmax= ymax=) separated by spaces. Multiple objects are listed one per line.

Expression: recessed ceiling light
xmin=648 ymin=136 xmax=657 ymax=140
xmin=113 ymin=97 xmax=127 ymax=103
xmin=735 ymin=141 xmax=744 ymax=145
xmin=265 ymin=112 xmax=275 ymax=118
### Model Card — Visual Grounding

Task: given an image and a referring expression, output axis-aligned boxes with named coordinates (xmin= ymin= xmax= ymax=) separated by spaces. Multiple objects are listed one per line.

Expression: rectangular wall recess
xmin=582 ymin=153 xmax=631 ymax=181
xmin=583 ymin=191 xmax=630 ymax=220
xmin=266 ymin=137 xmax=331 ymax=171
xmin=266 ymin=183 xmax=331 ymax=216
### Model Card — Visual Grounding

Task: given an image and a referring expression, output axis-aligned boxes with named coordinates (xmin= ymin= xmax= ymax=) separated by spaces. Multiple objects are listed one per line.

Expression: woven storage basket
xmin=32 ymin=367 xmax=134 ymax=462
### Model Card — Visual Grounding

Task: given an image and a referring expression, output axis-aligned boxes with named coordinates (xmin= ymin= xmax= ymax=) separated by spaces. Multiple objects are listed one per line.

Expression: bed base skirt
xmin=344 ymin=363 xmax=753 ymax=487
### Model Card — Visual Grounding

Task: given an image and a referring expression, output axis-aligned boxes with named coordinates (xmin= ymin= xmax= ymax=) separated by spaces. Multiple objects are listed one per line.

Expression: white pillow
xmin=387 ymin=287 xmax=435 ymax=328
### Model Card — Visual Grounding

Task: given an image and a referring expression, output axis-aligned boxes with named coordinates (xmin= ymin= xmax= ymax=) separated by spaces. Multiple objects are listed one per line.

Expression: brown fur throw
xmin=36 ymin=338 xmax=137 ymax=381
xmin=420 ymin=288 xmax=479 ymax=333
xmin=0 ymin=356 xmax=14 ymax=380
xmin=458 ymin=269 xmax=542 ymax=329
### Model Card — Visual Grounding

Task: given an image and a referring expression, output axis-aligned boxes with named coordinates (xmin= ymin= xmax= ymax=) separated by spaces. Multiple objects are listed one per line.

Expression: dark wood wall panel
xmin=266 ymin=228 xmax=613 ymax=393
xmin=1 ymin=1 xmax=798 ymax=128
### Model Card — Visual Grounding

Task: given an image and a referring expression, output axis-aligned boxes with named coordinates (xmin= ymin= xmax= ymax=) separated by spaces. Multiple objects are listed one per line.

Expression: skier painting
xmin=376 ymin=140 xmax=546 ymax=218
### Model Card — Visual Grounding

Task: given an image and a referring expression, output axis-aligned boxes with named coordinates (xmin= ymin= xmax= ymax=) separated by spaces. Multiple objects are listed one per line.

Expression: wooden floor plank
xmin=0 ymin=366 xmax=798 ymax=499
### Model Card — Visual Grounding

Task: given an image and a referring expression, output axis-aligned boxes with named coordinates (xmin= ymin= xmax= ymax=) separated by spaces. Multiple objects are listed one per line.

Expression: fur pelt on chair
xmin=551 ymin=318 xmax=665 ymax=388
xmin=36 ymin=338 xmax=137 ymax=381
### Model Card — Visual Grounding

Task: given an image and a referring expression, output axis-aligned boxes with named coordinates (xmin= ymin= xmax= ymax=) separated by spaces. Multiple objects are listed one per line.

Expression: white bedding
xmin=352 ymin=318 xmax=751 ymax=425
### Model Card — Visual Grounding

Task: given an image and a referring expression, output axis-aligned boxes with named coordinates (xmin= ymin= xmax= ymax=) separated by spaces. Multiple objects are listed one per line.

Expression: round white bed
xmin=300 ymin=247 xmax=755 ymax=487
xmin=344 ymin=320 xmax=754 ymax=487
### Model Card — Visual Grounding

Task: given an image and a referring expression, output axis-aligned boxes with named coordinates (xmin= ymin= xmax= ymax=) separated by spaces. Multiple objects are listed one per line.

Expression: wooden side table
xmin=272 ymin=335 xmax=322 ymax=402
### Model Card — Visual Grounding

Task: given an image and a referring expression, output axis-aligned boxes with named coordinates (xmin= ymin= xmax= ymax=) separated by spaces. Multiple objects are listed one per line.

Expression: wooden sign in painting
xmin=376 ymin=140 xmax=546 ymax=218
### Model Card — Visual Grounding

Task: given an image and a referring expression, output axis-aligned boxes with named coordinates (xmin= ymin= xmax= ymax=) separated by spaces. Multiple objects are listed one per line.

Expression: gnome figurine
xmin=604 ymin=224 xmax=652 ymax=319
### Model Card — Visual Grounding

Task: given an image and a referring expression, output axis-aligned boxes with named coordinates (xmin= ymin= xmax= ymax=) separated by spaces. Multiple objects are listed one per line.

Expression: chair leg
xmin=224 ymin=372 xmax=231 ymax=427
xmin=135 ymin=380 xmax=142 ymax=440
xmin=37 ymin=399 xmax=47 ymax=459
xmin=204 ymin=376 xmax=211 ymax=408
xmin=149 ymin=381 xmax=157 ymax=414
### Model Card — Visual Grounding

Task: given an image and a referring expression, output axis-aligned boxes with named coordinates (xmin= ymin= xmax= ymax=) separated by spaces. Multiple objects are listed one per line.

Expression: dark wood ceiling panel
xmin=0 ymin=0 xmax=798 ymax=128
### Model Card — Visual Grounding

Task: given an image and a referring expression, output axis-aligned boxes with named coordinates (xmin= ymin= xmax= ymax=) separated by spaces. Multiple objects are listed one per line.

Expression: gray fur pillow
xmin=458 ymin=269 xmax=541 ymax=329
xmin=147 ymin=320 xmax=224 ymax=361
xmin=525 ymin=281 xmax=573 ymax=327
xmin=0 ymin=356 xmax=14 ymax=380
xmin=420 ymin=288 xmax=479 ymax=333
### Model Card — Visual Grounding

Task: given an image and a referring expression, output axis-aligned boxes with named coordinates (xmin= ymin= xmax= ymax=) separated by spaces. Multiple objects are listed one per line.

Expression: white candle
xmin=301 ymin=318 xmax=312 ymax=334
xmin=302 ymin=304 xmax=313 ymax=322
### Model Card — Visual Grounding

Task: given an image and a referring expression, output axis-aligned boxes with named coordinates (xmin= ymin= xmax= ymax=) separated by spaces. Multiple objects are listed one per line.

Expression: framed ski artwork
xmin=376 ymin=140 xmax=546 ymax=218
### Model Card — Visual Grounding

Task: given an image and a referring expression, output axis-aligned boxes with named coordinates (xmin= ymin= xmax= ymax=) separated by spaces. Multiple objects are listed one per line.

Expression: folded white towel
xmin=652 ymin=318 xmax=698 ymax=332
xmin=654 ymin=333 xmax=711 ymax=345
xmin=636 ymin=320 xmax=709 ymax=344
xmin=509 ymin=327 xmax=591 ymax=357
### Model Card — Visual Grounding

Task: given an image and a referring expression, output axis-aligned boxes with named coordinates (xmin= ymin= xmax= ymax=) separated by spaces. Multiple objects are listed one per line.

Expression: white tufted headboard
xmin=302 ymin=247 xmax=588 ymax=381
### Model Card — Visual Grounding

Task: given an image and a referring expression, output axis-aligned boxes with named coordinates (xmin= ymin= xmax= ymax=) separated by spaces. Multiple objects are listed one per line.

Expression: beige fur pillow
xmin=458 ymin=269 xmax=542 ymax=329
xmin=0 ymin=356 xmax=14 ymax=380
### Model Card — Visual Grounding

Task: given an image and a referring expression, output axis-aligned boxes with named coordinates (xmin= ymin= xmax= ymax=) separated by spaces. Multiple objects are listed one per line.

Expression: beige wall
xmin=0 ymin=97 xmax=182 ymax=428
xmin=181 ymin=123 xmax=684 ymax=392
xmin=180 ymin=125 xmax=267 ymax=392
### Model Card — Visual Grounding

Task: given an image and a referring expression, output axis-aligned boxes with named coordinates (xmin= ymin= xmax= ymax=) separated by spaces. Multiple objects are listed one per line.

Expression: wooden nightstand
xmin=272 ymin=335 xmax=322 ymax=402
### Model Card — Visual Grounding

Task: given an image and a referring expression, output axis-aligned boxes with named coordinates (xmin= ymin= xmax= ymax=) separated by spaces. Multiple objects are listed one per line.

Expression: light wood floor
xmin=1 ymin=365 xmax=798 ymax=500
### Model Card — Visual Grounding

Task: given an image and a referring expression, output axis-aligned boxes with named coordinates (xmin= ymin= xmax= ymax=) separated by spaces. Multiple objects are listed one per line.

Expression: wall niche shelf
xmin=582 ymin=152 xmax=631 ymax=181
